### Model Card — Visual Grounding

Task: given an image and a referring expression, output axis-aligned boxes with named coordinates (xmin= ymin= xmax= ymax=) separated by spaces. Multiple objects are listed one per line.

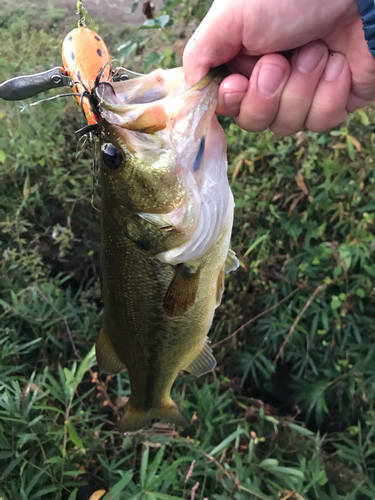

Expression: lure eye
xmin=102 ymin=143 xmax=123 ymax=170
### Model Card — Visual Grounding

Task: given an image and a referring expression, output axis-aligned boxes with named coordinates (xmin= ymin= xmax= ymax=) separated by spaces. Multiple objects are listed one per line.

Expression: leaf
xmin=348 ymin=134 xmax=361 ymax=152
xmin=109 ymin=471 xmax=133 ymax=496
xmin=156 ymin=14 xmax=170 ymax=27
xmin=144 ymin=51 xmax=164 ymax=72
xmin=68 ymin=489 xmax=78 ymax=500
xmin=356 ymin=288 xmax=365 ymax=298
xmin=140 ymin=445 xmax=149 ymax=489
xmin=209 ymin=427 xmax=244 ymax=456
xmin=286 ymin=422 xmax=314 ymax=436
xmin=75 ymin=345 xmax=97 ymax=385
xmin=131 ymin=0 xmax=140 ymax=12
xmin=363 ymin=264 xmax=375 ymax=278
xmin=330 ymin=297 xmax=342 ymax=310
xmin=295 ymin=171 xmax=309 ymax=195
xmin=1 ymin=451 xmax=27 ymax=478
xmin=259 ymin=458 xmax=279 ymax=469
xmin=231 ymin=159 xmax=243 ymax=185
xmin=146 ymin=446 xmax=165 ymax=486
xmin=66 ymin=421 xmax=84 ymax=450
xmin=142 ymin=19 xmax=156 ymax=28
xmin=244 ymin=233 xmax=268 ymax=257
xmin=117 ymin=41 xmax=138 ymax=62
xmin=288 ymin=192 xmax=304 ymax=217
xmin=346 ymin=135 xmax=355 ymax=160
xmin=356 ymin=108 xmax=370 ymax=125
xmin=270 ymin=466 xmax=305 ymax=479
xmin=0 ymin=150 xmax=5 ymax=163
xmin=152 ymin=495 xmax=184 ymax=500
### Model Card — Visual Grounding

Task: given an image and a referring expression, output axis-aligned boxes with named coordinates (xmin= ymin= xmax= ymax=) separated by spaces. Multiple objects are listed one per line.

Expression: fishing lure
xmin=0 ymin=67 xmax=73 ymax=101
xmin=0 ymin=25 xmax=117 ymax=127
xmin=62 ymin=27 xmax=112 ymax=124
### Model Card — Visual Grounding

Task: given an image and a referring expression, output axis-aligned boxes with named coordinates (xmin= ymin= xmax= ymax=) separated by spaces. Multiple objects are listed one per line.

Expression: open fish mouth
xmin=96 ymin=66 xmax=232 ymax=265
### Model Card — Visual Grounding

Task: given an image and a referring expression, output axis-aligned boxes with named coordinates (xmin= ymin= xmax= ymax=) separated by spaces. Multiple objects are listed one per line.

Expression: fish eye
xmin=102 ymin=143 xmax=123 ymax=170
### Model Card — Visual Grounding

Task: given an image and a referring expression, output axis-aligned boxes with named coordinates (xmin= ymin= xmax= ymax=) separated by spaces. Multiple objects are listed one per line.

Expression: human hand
xmin=183 ymin=0 xmax=375 ymax=135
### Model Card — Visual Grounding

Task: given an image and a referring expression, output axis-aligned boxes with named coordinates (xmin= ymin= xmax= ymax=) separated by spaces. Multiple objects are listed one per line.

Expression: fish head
xmin=97 ymin=67 xmax=233 ymax=262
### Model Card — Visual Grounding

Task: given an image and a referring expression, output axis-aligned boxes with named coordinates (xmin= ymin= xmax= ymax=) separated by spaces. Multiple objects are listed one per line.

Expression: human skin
xmin=183 ymin=0 xmax=375 ymax=135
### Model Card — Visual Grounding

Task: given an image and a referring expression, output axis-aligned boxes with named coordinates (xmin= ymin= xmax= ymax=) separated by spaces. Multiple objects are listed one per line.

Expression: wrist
xmin=356 ymin=0 xmax=375 ymax=58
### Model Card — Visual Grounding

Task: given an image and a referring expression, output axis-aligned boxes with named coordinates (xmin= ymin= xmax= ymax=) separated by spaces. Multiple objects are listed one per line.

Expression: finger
xmin=233 ymin=54 xmax=290 ymax=132
xmin=270 ymin=41 xmax=329 ymax=136
xmin=305 ymin=53 xmax=351 ymax=132
xmin=346 ymin=92 xmax=374 ymax=113
xmin=216 ymin=74 xmax=249 ymax=116
xmin=183 ymin=0 xmax=244 ymax=86
xmin=225 ymin=53 xmax=260 ymax=78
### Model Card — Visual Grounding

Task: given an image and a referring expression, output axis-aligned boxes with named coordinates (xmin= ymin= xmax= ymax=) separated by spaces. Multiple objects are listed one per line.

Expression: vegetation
xmin=0 ymin=2 xmax=374 ymax=499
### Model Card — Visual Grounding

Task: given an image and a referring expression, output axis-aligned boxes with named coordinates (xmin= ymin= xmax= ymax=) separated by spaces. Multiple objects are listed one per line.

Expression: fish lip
xmin=95 ymin=66 xmax=227 ymax=114
xmin=184 ymin=65 xmax=228 ymax=93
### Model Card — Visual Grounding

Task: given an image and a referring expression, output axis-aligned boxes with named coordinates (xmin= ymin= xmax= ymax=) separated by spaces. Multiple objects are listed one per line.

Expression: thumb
xmin=183 ymin=0 xmax=244 ymax=86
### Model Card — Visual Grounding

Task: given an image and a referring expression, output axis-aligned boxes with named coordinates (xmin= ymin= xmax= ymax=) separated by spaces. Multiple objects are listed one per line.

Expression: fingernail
xmin=296 ymin=42 xmax=326 ymax=73
xmin=324 ymin=54 xmax=345 ymax=81
xmin=223 ymin=91 xmax=246 ymax=109
xmin=257 ymin=64 xmax=286 ymax=97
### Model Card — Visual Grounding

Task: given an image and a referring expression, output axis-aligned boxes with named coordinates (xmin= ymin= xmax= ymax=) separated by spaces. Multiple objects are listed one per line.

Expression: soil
xmin=44 ymin=0 xmax=164 ymax=27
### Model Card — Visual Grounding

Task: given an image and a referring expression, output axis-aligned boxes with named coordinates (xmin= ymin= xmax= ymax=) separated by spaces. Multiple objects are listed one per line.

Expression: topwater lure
xmin=0 ymin=24 xmax=114 ymax=126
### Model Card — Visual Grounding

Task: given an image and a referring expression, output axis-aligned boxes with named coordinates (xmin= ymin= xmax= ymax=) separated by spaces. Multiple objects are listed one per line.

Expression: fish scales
xmin=95 ymin=67 xmax=239 ymax=432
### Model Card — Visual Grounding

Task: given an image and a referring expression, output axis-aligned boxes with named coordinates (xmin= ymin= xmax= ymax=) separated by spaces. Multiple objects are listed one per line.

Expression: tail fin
xmin=119 ymin=398 xmax=189 ymax=433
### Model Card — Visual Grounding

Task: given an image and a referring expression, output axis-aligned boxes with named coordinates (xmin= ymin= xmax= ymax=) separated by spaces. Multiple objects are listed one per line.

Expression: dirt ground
xmin=44 ymin=0 xmax=164 ymax=27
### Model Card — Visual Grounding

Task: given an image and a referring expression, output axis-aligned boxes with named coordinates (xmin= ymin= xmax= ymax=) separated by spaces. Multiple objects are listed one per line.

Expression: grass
xmin=0 ymin=2 xmax=375 ymax=499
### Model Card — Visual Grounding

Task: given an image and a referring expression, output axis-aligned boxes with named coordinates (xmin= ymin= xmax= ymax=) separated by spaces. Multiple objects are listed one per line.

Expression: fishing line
xmin=76 ymin=0 xmax=95 ymax=29
xmin=19 ymin=92 xmax=83 ymax=112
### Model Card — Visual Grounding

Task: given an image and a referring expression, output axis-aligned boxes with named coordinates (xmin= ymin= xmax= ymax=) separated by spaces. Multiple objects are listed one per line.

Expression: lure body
xmin=62 ymin=27 xmax=111 ymax=124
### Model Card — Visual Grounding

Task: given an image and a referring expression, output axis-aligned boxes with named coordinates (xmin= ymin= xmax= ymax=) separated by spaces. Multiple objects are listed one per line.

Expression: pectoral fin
xmin=185 ymin=339 xmax=216 ymax=377
xmin=225 ymin=248 xmax=239 ymax=274
xmin=139 ymin=212 xmax=172 ymax=229
xmin=163 ymin=264 xmax=200 ymax=316
xmin=96 ymin=324 xmax=126 ymax=374
xmin=216 ymin=265 xmax=225 ymax=306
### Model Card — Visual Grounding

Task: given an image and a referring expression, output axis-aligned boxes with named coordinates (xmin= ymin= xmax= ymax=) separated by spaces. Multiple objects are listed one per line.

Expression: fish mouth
xmin=95 ymin=66 xmax=226 ymax=125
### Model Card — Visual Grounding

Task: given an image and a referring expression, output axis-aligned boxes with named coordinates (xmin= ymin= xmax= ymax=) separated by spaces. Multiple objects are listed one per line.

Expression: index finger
xmin=183 ymin=0 xmax=244 ymax=86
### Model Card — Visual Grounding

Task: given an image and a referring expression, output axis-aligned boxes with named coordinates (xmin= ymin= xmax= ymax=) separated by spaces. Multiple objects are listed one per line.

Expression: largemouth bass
xmin=95 ymin=67 xmax=238 ymax=432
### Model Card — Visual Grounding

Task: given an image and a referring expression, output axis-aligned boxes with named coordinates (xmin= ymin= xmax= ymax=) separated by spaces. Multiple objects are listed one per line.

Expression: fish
xmin=94 ymin=67 xmax=239 ymax=433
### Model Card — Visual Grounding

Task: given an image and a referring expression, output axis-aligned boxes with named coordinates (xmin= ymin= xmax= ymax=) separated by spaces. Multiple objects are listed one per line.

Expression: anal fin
xmin=164 ymin=264 xmax=200 ymax=316
xmin=185 ymin=339 xmax=216 ymax=377
xmin=96 ymin=324 xmax=126 ymax=374
xmin=225 ymin=248 xmax=239 ymax=274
